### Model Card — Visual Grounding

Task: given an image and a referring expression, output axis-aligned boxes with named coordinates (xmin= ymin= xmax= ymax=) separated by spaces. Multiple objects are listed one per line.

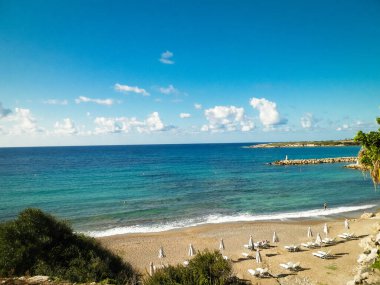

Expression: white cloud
xmin=159 ymin=84 xmax=178 ymax=95
xmin=179 ymin=113 xmax=191 ymax=119
xmin=300 ymin=113 xmax=317 ymax=129
xmin=54 ymin=118 xmax=78 ymax=135
xmin=8 ymin=108 xmax=43 ymax=134
xmin=75 ymin=96 xmax=114 ymax=106
xmin=201 ymin=105 xmax=254 ymax=132
xmin=250 ymin=97 xmax=287 ymax=127
xmin=114 ymin=83 xmax=150 ymax=96
xmin=94 ymin=112 xmax=169 ymax=135
xmin=0 ymin=102 xmax=11 ymax=118
xmin=194 ymin=103 xmax=202 ymax=110
xmin=43 ymin=99 xmax=68 ymax=105
xmin=159 ymin=50 xmax=174 ymax=64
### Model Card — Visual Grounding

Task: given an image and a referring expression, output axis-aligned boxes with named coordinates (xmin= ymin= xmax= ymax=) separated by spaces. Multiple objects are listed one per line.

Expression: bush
xmin=144 ymin=250 xmax=248 ymax=285
xmin=0 ymin=208 xmax=140 ymax=284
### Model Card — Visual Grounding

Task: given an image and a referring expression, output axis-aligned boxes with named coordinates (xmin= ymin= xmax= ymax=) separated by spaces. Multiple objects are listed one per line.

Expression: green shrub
xmin=144 ymin=250 xmax=248 ymax=285
xmin=0 ymin=208 xmax=139 ymax=284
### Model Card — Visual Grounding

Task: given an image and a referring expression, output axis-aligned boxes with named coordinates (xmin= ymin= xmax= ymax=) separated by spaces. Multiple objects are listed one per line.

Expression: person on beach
xmin=324 ymin=202 xmax=327 ymax=210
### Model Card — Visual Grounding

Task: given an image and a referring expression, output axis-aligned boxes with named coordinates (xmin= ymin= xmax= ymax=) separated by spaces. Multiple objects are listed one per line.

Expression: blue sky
xmin=0 ymin=0 xmax=379 ymax=146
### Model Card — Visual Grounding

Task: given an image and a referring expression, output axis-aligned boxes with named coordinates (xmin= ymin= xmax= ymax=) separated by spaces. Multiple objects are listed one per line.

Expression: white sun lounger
xmin=242 ymin=252 xmax=251 ymax=258
xmin=301 ymin=242 xmax=318 ymax=248
xmin=322 ymin=238 xmax=336 ymax=245
xmin=248 ymin=269 xmax=258 ymax=276
xmin=312 ymin=250 xmax=332 ymax=259
xmin=338 ymin=232 xmax=356 ymax=239
xmin=284 ymin=245 xmax=300 ymax=252
xmin=280 ymin=261 xmax=301 ymax=271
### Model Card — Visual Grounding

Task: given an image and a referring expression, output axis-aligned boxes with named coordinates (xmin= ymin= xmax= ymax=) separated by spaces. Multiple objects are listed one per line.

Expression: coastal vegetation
xmin=145 ymin=250 xmax=247 ymax=285
xmin=354 ymin=117 xmax=380 ymax=184
xmin=247 ymin=139 xmax=358 ymax=148
xmin=0 ymin=208 xmax=139 ymax=285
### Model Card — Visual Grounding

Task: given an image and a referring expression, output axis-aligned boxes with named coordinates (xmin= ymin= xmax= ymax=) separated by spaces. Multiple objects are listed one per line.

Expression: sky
xmin=0 ymin=0 xmax=379 ymax=147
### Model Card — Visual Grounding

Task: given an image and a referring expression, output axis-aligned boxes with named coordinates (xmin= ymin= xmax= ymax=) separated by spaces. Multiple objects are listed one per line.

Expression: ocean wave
xmin=85 ymin=204 xmax=376 ymax=237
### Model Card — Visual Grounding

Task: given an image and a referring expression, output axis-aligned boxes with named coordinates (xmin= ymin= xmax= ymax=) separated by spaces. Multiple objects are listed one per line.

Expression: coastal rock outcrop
xmin=347 ymin=222 xmax=380 ymax=285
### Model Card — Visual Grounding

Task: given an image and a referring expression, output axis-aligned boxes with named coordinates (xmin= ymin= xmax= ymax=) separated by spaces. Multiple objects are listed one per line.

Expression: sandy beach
xmin=99 ymin=213 xmax=380 ymax=285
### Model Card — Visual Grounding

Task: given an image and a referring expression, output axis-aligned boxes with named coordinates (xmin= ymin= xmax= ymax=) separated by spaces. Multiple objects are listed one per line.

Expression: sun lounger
xmin=244 ymin=244 xmax=254 ymax=250
xmin=312 ymin=250 xmax=332 ymax=259
xmin=284 ymin=245 xmax=300 ymax=252
xmin=338 ymin=232 xmax=356 ymax=240
xmin=280 ymin=261 xmax=301 ymax=271
xmin=322 ymin=238 xmax=336 ymax=245
xmin=254 ymin=240 xmax=270 ymax=248
xmin=256 ymin=267 xmax=270 ymax=278
xmin=248 ymin=269 xmax=258 ymax=276
xmin=301 ymin=242 xmax=318 ymax=248
xmin=242 ymin=252 xmax=251 ymax=258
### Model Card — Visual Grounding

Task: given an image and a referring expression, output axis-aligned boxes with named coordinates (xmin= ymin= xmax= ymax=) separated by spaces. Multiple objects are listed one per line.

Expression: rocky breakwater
xmin=270 ymin=157 xmax=357 ymax=166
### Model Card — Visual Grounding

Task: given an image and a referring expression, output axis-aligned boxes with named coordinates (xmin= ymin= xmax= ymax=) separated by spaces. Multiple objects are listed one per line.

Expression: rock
xmin=360 ymin=272 xmax=369 ymax=280
xmin=361 ymin=212 xmax=375 ymax=219
xmin=27 ymin=276 xmax=49 ymax=284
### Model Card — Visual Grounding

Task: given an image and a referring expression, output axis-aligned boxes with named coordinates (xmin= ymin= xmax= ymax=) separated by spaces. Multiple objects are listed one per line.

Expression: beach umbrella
xmin=323 ymin=223 xmax=329 ymax=237
xmin=272 ymin=231 xmax=279 ymax=243
xmin=248 ymin=235 xmax=254 ymax=250
xmin=256 ymin=249 xmax=262 ymax=263
xmin=149 ymin=262 xmax=154 ymax=276
xmin=219 ymin=238 xmax=225 ymax=251
xmin=315 ymin=233 xmax=322 ymax=246
xmin=307 ymin=227 xmax=313 ymax=238
xmin=158 ymin=246 xmax=166 ymax=259
xmin=344 ymin=219 xmax=350 ymax=230
xmin=188 ymin=244 xmax=195 ymax=257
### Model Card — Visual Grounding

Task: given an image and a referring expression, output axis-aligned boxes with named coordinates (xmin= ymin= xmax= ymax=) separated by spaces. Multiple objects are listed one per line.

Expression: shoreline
xmin=98 ymin=209 xmax=380 ymax=285
xmin=85 ymin=203 xmax=377 ymax=237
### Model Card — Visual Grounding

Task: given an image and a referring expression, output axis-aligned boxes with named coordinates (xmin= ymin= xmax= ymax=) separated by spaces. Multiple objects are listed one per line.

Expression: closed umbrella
xmin=307 ymin=227 xmax=313 ymax=238
xmin=273 ymin=231 xmax=279 ymax=243
xmin=248 ymin=235 xmax=254 ymax=250
xmin=323 ymin=223 xmax=329 ymax=237
xmin=344 ymin=219 xmax=350 ymax=230
xmin=158 ymin=246 xmax=166 ymax=264
xmin=315 ymin=233 xmax=322 ymax=246
xmin=256 ymin=249 xmax=262 ymax=263
xmin=188 ymin=244 xmax=195 ymax=257
xmin=219 ymin=238 xmax=225 ymax=251
xmin=149 ymin=262 xmax=154 ymax=276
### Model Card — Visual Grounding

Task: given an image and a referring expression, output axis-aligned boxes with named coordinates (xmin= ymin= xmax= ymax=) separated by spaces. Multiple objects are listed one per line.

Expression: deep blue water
xmin=0 ymin=143 xmax=377 ymax=236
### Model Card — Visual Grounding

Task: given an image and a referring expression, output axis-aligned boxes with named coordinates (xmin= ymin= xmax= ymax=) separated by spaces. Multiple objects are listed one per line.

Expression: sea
xmin=0 ymin=143 xmax=378 ymax=237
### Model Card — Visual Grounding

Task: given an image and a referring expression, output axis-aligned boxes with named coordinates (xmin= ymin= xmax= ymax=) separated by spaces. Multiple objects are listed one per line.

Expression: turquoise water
xmin=0 ymin=144 xmax=377 ymax=236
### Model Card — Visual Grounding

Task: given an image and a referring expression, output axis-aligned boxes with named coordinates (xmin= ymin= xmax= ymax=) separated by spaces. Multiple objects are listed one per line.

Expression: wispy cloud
xmin=75 ymin=96 xmax=114 ymax=106
xmin=201 ymin=105 xmax=254 ymax=132
xmin=159 ymin=50 xmax=174 ymax=65
xmin=179 ymin=113 xmax=191 ymax=119
xmin=114 ymin=83 xmax=150 ymax=96
xmin=250 ymin=97 xmax=287 ymax=128
xmin=43 ymin=99 xmax=68 ymax=105
xmin=194 ymin=103 xmax=202 ymax=110
xmin=0 ymin=102 xmax=12 ymax=118
xmin=300 ymin=113 xmax=319 ymax=129
xmin=159 ymin=84 xmax=178 ymax=95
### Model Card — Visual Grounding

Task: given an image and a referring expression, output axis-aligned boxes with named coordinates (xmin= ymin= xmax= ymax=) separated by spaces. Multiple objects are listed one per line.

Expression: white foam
xmin=85 ymin=204 xmax=376 ymax=237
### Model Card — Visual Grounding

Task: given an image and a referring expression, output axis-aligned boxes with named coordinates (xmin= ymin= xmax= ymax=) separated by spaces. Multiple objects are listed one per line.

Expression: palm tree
xmin=354 ymin=117 xmax=380 ymax=185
